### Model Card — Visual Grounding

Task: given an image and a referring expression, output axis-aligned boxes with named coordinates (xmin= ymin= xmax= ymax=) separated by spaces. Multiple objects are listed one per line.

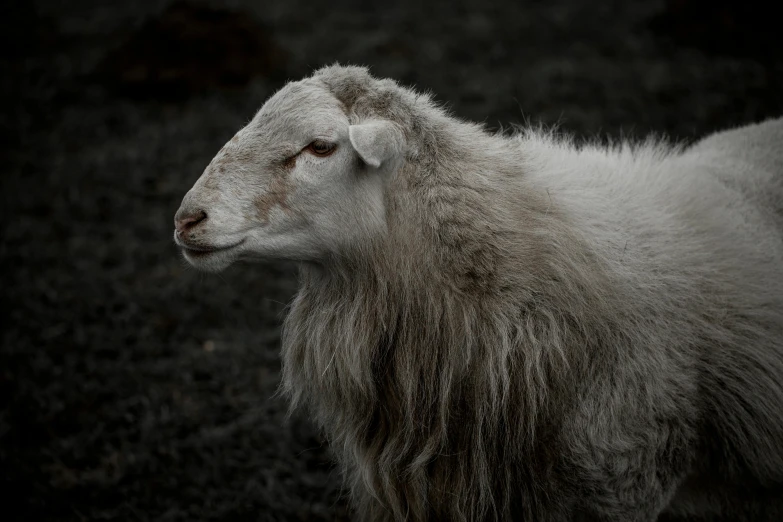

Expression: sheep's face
xmin=174 ymin=79 xmax=405 ymax=271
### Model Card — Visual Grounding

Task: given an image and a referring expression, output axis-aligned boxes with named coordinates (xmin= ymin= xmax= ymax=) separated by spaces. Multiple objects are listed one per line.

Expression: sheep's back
xmin=526 ymin=122 xmax=783 ymax=487
xmin=686 ymin=117 xmax=783 ymax=231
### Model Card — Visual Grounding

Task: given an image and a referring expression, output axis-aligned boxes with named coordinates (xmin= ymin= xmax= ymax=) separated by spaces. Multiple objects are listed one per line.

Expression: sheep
xmin=173 ymin=64 xmax=783 ymax=521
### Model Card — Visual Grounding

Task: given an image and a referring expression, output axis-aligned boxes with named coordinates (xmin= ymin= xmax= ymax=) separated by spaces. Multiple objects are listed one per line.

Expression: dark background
xmin=1 ymin=0 xmax=781 ymax=520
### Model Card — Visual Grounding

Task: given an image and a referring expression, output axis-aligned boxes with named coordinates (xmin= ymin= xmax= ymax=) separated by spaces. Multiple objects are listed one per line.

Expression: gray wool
xmin=176 ymin=65 xmax=783 ymax=521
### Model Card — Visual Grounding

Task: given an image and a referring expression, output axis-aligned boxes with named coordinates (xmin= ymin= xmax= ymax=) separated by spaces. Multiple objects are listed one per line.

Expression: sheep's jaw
xmin=173 ymin=230 xmax=248 ymax=272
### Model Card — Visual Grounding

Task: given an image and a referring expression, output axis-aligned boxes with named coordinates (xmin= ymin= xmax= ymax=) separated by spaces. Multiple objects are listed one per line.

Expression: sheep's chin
xmin=181 ymin=247 xmax=240 ymax=272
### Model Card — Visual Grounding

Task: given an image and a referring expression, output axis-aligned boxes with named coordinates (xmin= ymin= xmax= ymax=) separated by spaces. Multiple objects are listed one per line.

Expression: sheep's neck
xmin=281 ymin=125 xmax=612 ymax=518
xmin=289 ymin=149 xmax=601 ymax=404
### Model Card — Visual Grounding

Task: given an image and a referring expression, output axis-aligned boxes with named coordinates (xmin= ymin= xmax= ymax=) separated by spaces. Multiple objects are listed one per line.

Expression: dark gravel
xmin=2 ymin=0 xmax=782 ymax=520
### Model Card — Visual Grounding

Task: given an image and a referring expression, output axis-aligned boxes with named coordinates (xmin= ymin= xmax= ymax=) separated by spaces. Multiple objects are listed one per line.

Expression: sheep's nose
xmin=175 ymin=209 xmax=207 ymax=234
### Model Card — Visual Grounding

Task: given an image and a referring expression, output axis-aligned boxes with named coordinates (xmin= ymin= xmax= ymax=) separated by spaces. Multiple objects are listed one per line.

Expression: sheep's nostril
xmin=175 ymin=210 xmax=208 ymax=234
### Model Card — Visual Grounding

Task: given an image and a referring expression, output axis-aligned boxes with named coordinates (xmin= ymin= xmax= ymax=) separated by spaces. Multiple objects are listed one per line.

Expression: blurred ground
xmin=1 ymin=0 xmax=782 ymax=520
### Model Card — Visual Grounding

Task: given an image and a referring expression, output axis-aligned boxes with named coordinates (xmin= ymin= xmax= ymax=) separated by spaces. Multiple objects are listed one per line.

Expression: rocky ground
xmin=2 ymin=0 xmax=781 ymax=520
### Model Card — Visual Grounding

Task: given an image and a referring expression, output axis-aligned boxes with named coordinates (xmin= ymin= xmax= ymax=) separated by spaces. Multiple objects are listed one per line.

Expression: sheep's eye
xmin=307 ymin=140 xmax=336 ymax=156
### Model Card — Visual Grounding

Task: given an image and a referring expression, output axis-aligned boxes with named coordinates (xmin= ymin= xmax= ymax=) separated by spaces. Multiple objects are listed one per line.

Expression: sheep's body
xmin=281 ymin=74 xmax=783 ymax=520
xmin=176 ymin=66 xmax=783 ymax=521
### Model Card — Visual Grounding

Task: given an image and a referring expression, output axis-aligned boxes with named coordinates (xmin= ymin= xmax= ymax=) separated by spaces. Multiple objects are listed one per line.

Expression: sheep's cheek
xmin=255 ymin=173 xmax=295 ymax=225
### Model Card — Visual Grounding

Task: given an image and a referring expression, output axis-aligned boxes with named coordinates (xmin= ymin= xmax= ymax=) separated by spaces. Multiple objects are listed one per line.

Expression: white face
xmin=173 ymin=80 xmax=403 ymax=272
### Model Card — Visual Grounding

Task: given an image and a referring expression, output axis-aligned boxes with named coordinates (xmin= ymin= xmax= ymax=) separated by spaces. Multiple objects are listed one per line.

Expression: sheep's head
xmin=174 ymin=67 xmax=406 ymax=271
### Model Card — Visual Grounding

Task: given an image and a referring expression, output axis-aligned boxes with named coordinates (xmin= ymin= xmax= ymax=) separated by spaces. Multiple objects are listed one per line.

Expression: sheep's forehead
xmin=249 ymin=80 xmax=347 ymax=142
xmin=203 ymin=81 xmax=346 ymax=176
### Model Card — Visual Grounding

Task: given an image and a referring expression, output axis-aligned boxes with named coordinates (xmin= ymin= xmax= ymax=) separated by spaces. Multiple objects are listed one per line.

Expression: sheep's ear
xmin=348 ymin=120 xmax=404 ymax=168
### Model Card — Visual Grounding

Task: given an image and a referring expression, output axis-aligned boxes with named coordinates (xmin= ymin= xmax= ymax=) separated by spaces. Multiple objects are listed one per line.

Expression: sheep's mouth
xmin=179 ymin=239 xmax=245 ymax=258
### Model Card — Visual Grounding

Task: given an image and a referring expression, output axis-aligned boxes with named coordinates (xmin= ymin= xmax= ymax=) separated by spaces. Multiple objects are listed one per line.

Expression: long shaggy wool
xmin=278 ymin=67 xmax=783 ymax=521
